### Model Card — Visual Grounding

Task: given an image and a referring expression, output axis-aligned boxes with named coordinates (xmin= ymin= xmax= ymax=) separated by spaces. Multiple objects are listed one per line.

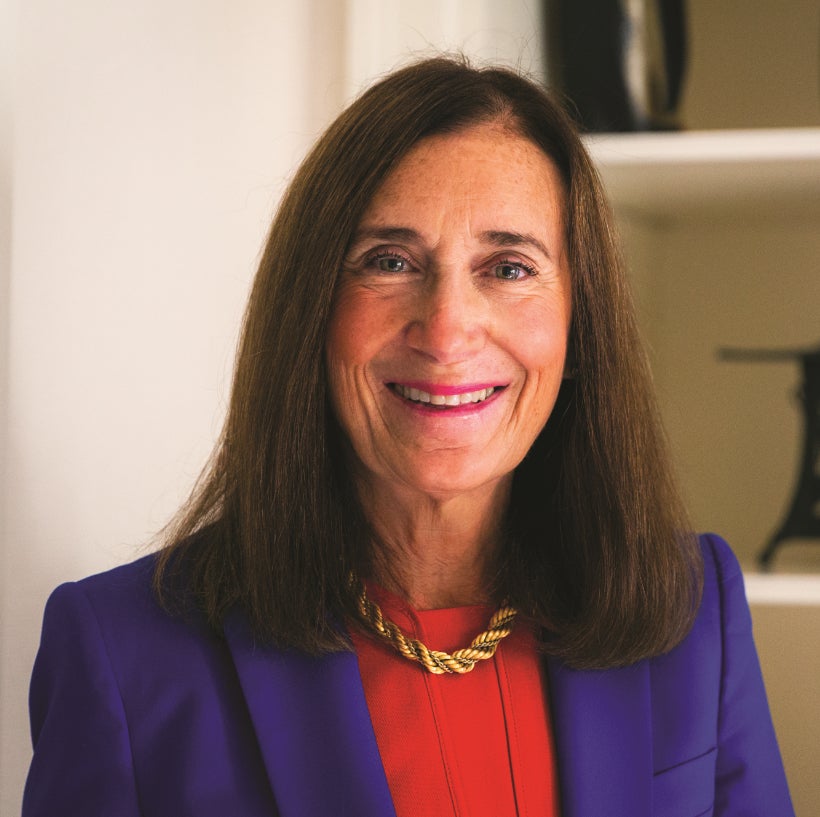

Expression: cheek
xmin=326 ymin=308 xmax=373 ymax=392
xmin=325 ymin=291 xmax=400 ymax=428
xmin=326 ymin=287 xmax=398 ymax=369
xmin=510 ymin=308 xmax=571 ymax=435
xmin=513 ymin=302 xmax=571 ymax=374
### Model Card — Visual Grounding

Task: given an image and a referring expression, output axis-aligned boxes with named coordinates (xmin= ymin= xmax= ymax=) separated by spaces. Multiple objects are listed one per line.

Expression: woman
xmin=24 ymin=58 xmax=793 ymax=816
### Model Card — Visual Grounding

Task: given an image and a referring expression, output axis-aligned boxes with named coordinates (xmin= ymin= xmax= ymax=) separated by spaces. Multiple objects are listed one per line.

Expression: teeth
xmin=393 ymin=385 xmax=496 ymax=405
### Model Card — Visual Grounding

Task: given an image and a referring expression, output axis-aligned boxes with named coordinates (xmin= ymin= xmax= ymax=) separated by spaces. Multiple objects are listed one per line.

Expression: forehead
xmin=359 ymin=123 xmax=566 ymax=231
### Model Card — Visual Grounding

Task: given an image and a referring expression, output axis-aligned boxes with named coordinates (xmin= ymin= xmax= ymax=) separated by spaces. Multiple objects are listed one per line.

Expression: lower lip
xmin=388 ymin=386 xmax=504 ymax=416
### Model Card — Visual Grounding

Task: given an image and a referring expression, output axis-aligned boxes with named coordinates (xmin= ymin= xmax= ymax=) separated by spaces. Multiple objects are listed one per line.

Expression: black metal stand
xmin=719 ymin=346 xmax=820 ymax=570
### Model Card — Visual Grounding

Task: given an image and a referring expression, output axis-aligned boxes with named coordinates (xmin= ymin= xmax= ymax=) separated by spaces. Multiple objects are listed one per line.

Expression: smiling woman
xmin=23 ymin=57 xmax=794 ymax=816
xmin=326 ymin=124 xmax=572 ymax=566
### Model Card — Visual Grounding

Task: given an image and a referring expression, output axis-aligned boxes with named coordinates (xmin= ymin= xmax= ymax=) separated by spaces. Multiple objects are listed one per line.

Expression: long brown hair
xmin=155 ymin=56 xmax=702 ymax=669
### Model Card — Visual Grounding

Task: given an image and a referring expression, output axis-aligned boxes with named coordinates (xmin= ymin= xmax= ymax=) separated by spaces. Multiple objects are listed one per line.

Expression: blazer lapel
xmin=547 ymin=657 xmax=653 ymax=817
xmin=224 ymin=613 xmax=397 ymax=817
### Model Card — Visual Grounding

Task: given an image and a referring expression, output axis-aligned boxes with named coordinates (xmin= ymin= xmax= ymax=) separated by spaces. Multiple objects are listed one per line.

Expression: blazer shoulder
xmin=58 ymin=551 xmax=157 ymax=601
xmin=45 ymin=554 xmax=165 ymax=635
xmin=695 ymin=532 xmax=754 ymax=642
xmin=698 ymin=532 xmax=743 ymax=585
xmin=28 ymin=558 xmax=281 ymax=815
xmin=42 ymin=550 xmax=222 ymax=680
xmin=659 ymin=533 xmax=794 ymax=814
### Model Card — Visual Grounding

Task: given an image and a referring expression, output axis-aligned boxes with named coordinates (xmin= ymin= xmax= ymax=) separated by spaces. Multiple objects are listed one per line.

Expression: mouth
xmin=388 ymin=383 xmax=504 ymax=408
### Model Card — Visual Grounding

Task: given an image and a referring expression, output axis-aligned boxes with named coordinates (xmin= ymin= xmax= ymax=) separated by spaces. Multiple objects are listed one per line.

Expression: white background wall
xmin=0 ymin=1 xmax=544 ymax=811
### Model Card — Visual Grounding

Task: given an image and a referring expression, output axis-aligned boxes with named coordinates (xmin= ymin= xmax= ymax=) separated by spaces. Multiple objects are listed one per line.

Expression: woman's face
xmin=326 ymin=122 xmax=572 ymax=501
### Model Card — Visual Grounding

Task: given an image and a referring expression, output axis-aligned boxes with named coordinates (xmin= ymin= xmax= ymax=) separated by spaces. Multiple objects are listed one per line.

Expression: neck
xmin=358 ymin=477 xmax=511 ymax=609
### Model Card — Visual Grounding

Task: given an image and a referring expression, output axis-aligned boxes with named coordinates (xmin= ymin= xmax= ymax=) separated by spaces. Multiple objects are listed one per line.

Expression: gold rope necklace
xmin=355 ymin=582 xmax=518 ymax=675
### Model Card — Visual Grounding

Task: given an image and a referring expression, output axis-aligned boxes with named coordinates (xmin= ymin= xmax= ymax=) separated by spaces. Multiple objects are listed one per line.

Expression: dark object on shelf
xmin=719 ymin=345 xmax=820 ymax=569
xmin=543 ymin=0 xmax=688 ymax=132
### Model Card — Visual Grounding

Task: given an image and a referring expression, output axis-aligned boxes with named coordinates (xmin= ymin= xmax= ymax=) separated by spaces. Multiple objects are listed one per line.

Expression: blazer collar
xmin=224 ymin=613 xmax=397 ymax=817
xmin=547 ymin=656 xmax=653 ymax=817
xmin=224 ymin=610 xmax=654 ymax=817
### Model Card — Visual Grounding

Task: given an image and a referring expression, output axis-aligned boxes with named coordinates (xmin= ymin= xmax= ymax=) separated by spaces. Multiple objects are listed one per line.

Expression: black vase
xmin=543 ymin=0 xmax=688 ymax=132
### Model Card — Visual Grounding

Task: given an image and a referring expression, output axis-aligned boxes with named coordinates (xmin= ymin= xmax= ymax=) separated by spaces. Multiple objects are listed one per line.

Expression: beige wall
xmin=682 ymin=0 xmax=820 ymax=129
xmin=751 ymin=600 xmax=820 ymax=817
xmin=622 ymin=212 xmax=820 ymax=572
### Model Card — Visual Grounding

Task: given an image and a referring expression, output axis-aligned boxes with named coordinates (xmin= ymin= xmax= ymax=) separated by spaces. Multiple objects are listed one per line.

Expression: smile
xmin=390 ymin=383 xmax=500 ymax=406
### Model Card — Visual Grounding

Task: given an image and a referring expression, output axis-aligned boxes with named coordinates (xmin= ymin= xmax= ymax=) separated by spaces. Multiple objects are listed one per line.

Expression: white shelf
xmin=584 ymin=128 xmax=820 ymax=220
xmin=743 ymin=572 xmax=820 ymax=606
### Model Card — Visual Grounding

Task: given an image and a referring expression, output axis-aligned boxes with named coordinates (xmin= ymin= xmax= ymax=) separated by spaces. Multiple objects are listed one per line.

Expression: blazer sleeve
xmin=707 ymin=534 xmax=794 ymax=816
xmin=23 ymin=582 xmax=142 ymax=817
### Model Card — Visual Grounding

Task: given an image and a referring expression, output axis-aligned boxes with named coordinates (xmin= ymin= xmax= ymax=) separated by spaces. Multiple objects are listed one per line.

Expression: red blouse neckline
xmin=352 ymin=582 xmax=561 ymax=817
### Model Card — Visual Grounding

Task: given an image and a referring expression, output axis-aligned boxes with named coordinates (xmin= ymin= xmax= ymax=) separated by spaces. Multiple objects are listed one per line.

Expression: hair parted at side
xmin=155 ymin=55 xmax=703 ymax=670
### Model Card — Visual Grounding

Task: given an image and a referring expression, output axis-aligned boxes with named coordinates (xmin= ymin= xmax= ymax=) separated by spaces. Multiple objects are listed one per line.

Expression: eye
xmin=493 ymin=260 xmax=536 ymax=281
xmin=365 ymin=251 xmax=414 ymax=274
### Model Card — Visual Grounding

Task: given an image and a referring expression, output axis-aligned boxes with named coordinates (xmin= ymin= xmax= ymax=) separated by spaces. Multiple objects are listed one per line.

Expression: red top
xmin=351 ymin=584 xmax=561 ymax=817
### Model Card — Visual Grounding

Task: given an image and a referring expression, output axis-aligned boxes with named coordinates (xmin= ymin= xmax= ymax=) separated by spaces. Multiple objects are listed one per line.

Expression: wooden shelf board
xmin=584 ymin=129 xmax=820 ymax=219
xmin=743 ymin=571 xmax=820 ymax=606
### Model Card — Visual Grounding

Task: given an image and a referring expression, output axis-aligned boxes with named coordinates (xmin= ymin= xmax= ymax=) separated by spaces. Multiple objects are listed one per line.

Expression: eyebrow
xmin=349 ymin=226 xmax=421 ymax=245
xmin=350 ymin=226 xmax=552 ymax=260
xmin=480 ymin=230 xmax=552 ymax=261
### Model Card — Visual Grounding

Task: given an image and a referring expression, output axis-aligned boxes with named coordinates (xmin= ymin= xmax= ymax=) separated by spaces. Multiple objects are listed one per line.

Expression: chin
xmin=397 ymin=462 xmax=511 ymax=501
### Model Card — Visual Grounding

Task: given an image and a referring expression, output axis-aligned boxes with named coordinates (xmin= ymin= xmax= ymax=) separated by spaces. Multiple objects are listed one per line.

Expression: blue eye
xmin=378 ymin=256 xmax=406 ymax=272
xmin=367 ymin=252 xmax=412 ymax=273
xmin=494 ymin=261 xmax=535 ymax=280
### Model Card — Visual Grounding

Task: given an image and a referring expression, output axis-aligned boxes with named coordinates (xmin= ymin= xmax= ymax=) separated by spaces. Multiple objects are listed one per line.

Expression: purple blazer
xmin=23 ymin=534 xmax=793 ymax=816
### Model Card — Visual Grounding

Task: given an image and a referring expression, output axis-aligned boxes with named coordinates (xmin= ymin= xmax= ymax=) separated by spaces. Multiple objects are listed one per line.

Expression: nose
xmin=404 ymin=272 xmax=486 ymax=364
